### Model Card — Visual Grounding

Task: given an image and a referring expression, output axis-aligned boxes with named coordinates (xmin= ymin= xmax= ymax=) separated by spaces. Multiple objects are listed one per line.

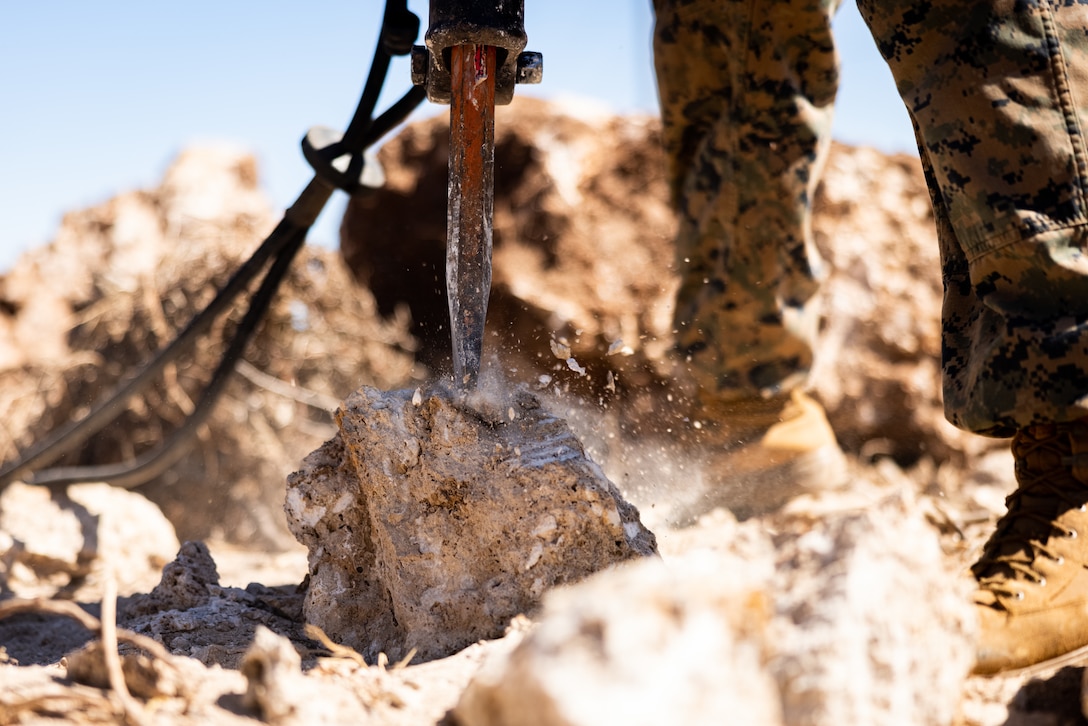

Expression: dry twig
xmin=304 ymin=623 xmax=367 ymax=666
xmin=235 ymin=359 xmax=340 ymax=412
xmin=101 ymin=575 xmax=148 ymax=726
xmin=0 ymin=598 xmax=174 ymax=664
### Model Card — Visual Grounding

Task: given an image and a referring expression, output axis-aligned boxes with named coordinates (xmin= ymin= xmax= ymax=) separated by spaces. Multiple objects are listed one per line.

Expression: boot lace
xmin=972 ymin=423 xmax=1088 ymax=605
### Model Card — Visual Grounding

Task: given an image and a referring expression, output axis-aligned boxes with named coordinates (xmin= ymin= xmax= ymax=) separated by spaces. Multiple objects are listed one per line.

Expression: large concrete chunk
xmin=286 ymin=385 xmax=657 ymax=664
xmin=454 ymin=496 xmax=975 ymax=726
xmin=769 ymin=496 xmax=977 ymax=725
xmin=455 ymin=549 xmax=783 ymax=726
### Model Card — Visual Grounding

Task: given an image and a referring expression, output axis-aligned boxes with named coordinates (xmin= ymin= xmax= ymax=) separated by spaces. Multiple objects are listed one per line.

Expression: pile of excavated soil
xmin=1 ymin=99 xmax=1083 ymax=724
xmin=0 ymin=147 xmax=417 ymax=548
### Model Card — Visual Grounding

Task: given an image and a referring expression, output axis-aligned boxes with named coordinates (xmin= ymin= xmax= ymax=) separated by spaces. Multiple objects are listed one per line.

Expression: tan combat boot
xmin=972 ymin=418 xmax=1088 ymax=675
xmin=667 ymin=389 xmax=847 ymax=524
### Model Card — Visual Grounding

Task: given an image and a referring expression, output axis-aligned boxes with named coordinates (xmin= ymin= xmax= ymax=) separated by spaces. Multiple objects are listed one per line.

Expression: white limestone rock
xmin=0 ymin=481 xmax=179 ymax=598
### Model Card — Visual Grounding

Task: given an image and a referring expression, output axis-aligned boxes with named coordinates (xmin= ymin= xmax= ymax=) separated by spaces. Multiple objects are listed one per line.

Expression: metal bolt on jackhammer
xmin=410 ymin=47 xmax=543 ymax=88
xmin=515 ymin=51 xmax=543 ymax=85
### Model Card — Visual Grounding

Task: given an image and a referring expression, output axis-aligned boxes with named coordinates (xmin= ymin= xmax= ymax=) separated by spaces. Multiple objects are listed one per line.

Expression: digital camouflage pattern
xmin=656 ymin=0 xmax=1088 ymax=435
xmin=653 ymin=0 xmax=841 ymax=403
xmin=860 ymin=0 xmax=1088 ymax=435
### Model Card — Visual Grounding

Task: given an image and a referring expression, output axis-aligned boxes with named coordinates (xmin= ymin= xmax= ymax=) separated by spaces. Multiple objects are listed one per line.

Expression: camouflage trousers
xmin=655 ymin=0 xmax=1088 ymax=436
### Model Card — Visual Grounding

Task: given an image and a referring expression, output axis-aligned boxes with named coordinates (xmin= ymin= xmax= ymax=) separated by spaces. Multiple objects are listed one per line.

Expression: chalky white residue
xmin=331 ymin=491 xmax=354 ymax=515
xmin=605 ymin=506 xmax=621 ymax=527
xmin=530 ymin=577 xmax=546 ymax=598
xmin=416 ymin=534 xmax=442 ymax=555
xmin=420 ymin=586 xmax=447 ymax=610
xmin=533 ymin=128 xmax=591 ymax=207
xmin=532 ymin=514 xmax=559 ymax=540
xmin=285 ymin=488 xmax=326 ymax=529
xmin=550 ymin=338 xmax=571 ymax=359
xmin=524 ymin=541 xmax=544 ymax=571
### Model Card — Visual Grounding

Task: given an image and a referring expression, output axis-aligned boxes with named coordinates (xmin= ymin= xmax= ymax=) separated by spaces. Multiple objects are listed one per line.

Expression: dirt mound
xmin=342 ymin=100 xmax=676 ymax=406
xmin=0 ymin=147 xmax=417 ymax=547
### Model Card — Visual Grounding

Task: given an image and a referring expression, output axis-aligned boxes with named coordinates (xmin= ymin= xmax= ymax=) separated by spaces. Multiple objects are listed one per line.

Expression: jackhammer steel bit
xmin=446 ymin=42 xmax=496 ymax=388
xmin=413 ymin=0 xmax=542 ymax=389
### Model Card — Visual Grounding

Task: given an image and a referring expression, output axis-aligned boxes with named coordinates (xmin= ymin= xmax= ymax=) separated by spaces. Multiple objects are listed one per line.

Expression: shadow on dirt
xmin=1006 ymin=666 xmax=1087 ymax=725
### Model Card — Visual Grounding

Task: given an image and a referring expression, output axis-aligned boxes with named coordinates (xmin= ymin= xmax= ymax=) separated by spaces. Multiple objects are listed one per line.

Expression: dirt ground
xmin=3 ymin=99 xmax=1088 ymax=724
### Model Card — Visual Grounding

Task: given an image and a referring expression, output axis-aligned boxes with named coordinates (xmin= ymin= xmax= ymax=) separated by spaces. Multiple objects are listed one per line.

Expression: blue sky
xmin=0 ymin=2 xmax=914 ymax=274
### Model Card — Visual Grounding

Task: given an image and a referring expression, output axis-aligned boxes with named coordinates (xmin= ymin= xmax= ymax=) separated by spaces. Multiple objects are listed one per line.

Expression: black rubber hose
xmin=0 ymin=219 xmax=298 ymax=487
xmin=25 ymin=223 xmax=312 ymax=489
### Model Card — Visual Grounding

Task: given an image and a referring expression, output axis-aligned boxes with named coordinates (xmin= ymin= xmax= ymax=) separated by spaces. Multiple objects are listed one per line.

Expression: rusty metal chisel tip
xmin=446 ymin=43 xmax=496 ymax=389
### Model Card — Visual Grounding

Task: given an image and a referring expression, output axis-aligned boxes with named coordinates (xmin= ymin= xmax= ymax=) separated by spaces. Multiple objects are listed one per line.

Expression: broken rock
xmin=455 ymin=494 xmax=975 ymax=726
xmin=0 ymin=481 xmax=179 ymax=599
xmin=286 ymin=385 xmax=657 ymax=664
xmin=769 ymin=495 xmax=977 ymax=726
xmin=120 ymin=541 xmax=309 ymax=670
xmin=454 ymin=549 xmax=782 ymax=726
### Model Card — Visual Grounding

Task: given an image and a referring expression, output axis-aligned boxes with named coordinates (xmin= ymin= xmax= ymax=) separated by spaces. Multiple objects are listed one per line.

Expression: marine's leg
xmin=860 ymin=0 xmax=1088 ymax=674
xmin=655 ymin=0 xmax=840 ymax=399
xmin=653 ymin=0 xmax=846 ymax=521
